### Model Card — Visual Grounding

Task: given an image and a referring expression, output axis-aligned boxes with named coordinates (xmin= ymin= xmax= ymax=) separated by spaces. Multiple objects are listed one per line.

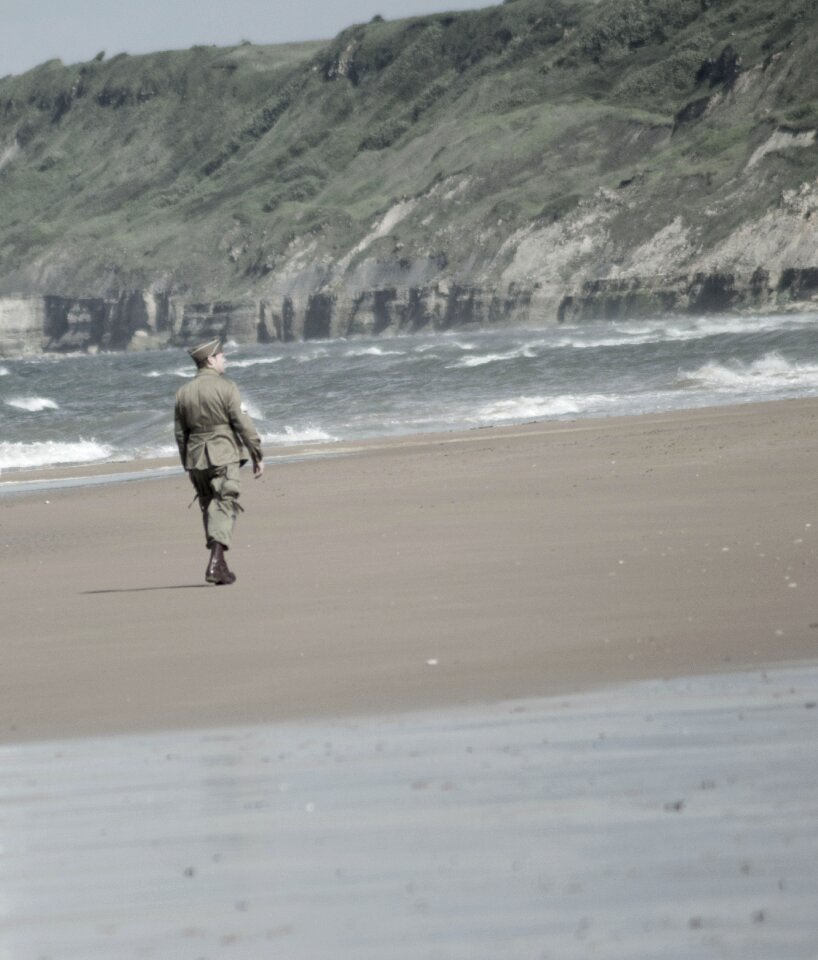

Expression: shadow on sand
xmin=82 ymin=584 xmax=211 ymax=594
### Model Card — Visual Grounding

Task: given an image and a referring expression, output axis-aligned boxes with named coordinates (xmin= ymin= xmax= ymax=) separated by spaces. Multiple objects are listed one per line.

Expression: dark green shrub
xmin=578 ymin=0 xmax=703 ymax=62
xmin=615 ymin=37 xmax=712 ymax=101
xmin=262 ymin=176 xmax=323 ymax=211
xmin=359 ymin=116 xmax=409 ymax=150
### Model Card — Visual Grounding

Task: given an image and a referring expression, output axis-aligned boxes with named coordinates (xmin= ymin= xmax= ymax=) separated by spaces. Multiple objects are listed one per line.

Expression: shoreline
xmin=1 ymin=394 xmax=813 ymax=491
xmin=3 ymin=397 xmax=818 ymax=744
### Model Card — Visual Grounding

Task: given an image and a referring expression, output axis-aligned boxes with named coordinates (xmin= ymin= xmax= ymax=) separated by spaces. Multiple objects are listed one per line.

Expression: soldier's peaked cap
xmin=187 ymin=338 xmax=223 ymax=362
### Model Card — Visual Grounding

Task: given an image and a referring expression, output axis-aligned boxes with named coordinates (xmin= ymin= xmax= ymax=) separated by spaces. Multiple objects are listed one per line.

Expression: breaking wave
xmin=677 ymin=351 xmax=818 ymax=391
xmin=6 ymin=396 xmax=59 ymax=412
xmin=262 ymin=425 xmax=337 ymax=444
xmin=145 ymin=367 xmax=197 ymax=378
xmin=448 ymin=346 xmax=538 ymax=369
xmin=0 ymin=440 xmax=113 ymax=471
xmin=555 ymin=315 xmax=818 ymax=350
xmin=228 ymin=356 xmax=285 ymax=369
xmin=344 ymin=346 xmax=406 ymax=358
xmin=475 ymin=394 xmax=616 ymax=423
xmin=241 ymin=399 xmax=264 ymax=419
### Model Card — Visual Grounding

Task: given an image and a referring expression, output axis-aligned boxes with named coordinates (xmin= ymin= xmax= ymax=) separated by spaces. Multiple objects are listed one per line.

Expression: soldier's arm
xmin=225 ymin=381 xmax=264 ymax=466
xmin=173 ymin=399 xmax=189 ymax=467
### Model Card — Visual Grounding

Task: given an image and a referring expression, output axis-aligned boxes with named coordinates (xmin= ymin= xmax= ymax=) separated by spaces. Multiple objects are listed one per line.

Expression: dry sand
xmin=2 ymin=398 xmax=818 ymax=743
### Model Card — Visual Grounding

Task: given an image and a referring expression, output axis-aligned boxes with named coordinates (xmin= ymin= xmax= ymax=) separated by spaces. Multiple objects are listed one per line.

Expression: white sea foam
xmin=448 ymin=346 xmax=537 ymax=369
xmin=344 ymin=346 xmax=405 ymax=358
xmin=228 ymin=356 xmax=284 ymax=369
xmin=555 ymin=314 xmax=818 ymax=351
xmin=262 ymin=425 xmax=337 ymax=444
xmin=554 ymin=332 xmax=661 ymax=350
xmin=665 ymin=313 xmax=817 ymax=340
xmin=0 ymin=440 xmax=113 ymax=470
xmin=241 ymin=399 xmax=264 ymax=420
xmin=451 ymin=354 xmax=492 ymax=368
xmin=0 ymin=366 xmax=9 ymax=376
xmin=6 ymin=396 xmax=59 ymax=412
xmin=677 ymin=351 xmax=818 ymax=391
xmin=554 ymin=321 xmax=702 ymax=350
xmin=296 ymin=348 xmax=330 ymax=364
xmin=147 ymin=367 xmax=198 ymax=378
xmin=146 ymin=368 xmax=201 ymax=378
xmin=476 ymin=394 xmax=615 ymax=423
xmin=134 ymin=443 xmax=178 ymax=460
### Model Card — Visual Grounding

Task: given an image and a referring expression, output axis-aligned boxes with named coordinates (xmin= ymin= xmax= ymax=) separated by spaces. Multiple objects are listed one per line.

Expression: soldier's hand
xmin=253 ymin=460 xmax=265 ymax=479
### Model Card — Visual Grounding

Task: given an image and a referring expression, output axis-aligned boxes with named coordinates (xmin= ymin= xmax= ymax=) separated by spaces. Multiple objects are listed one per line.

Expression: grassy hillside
xmin=0 ymin=0 xmax=816 ymax=304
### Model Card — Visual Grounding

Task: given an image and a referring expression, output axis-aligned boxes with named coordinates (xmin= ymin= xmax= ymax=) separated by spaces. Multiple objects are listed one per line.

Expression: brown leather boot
xmin=205 ymin=543 xmax=236 ymax=585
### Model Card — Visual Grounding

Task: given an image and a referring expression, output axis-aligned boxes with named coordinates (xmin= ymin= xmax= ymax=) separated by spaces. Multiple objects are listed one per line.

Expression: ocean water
xmin=2 ymin=312 xmax=818 ymax=473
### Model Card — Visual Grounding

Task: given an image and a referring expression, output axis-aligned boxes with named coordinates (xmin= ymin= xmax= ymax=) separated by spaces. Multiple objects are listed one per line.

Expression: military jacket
xmin=174 ymin=368 xmax=263 ymax=470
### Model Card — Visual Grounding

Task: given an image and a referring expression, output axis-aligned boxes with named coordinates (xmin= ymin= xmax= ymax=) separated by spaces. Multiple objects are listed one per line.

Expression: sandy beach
xmin=2 ymin=397 xmax=818 ymax=743
xmin=4 ymin=397 xmax=818 ymax=958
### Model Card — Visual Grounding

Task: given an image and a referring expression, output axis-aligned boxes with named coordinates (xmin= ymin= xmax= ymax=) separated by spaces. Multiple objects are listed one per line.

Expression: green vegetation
xmin=0 ymin=0 xmax=816 ymax=297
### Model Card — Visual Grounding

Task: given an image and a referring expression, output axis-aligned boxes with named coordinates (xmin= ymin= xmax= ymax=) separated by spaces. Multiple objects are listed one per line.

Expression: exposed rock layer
xmin=3 ymin=267 xmax=817 ymax=356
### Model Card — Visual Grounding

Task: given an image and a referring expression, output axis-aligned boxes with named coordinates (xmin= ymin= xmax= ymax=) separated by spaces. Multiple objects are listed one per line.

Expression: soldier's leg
xmin=207 ymin=462 xmax=242 ymax=549
xmin=188 ymin=469 xmax=214 ymax=548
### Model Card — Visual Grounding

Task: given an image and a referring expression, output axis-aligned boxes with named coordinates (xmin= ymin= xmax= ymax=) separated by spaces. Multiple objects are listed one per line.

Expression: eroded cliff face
xmin=1 ymin=0 xmax=816 ymax=356
xmin=0 ymin=285 xmax=537 ymax=355
xmin=0 ymin=298 xmax=45 ymax=355
xmin=2 ymin=266 xmax=815 ymax=358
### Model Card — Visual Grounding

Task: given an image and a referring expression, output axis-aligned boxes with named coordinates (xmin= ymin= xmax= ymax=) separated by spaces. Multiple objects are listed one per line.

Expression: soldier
xmin=174 ymin=338 xmax=264 ymax=585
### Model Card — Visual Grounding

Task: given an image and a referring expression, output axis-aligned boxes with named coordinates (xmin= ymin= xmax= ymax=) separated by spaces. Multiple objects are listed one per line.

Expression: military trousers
xmin=188 ymin=461 xmax=242 ymax=550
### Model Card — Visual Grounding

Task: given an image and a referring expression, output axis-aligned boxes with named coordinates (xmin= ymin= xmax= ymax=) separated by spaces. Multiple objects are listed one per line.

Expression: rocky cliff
xmin=0 ymin=0 xmax=817 ymax=355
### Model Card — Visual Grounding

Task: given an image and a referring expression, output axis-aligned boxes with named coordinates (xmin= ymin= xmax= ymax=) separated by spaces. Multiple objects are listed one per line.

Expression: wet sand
xmin=2 ymin=664 xmax=817 ymax=958
xmin=2 ymin=398 xmax=818 ymax=743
